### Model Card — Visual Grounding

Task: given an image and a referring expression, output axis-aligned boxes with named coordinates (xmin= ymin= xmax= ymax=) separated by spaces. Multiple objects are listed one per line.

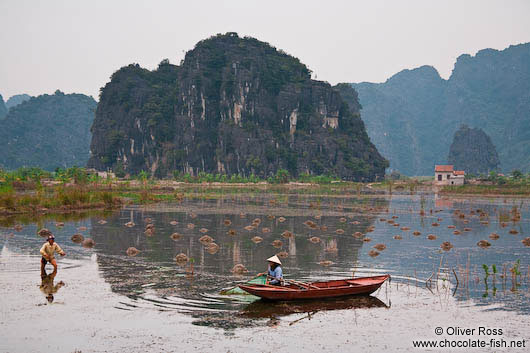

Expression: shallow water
xmin=1 ymin=192 xmax=529 ymax=351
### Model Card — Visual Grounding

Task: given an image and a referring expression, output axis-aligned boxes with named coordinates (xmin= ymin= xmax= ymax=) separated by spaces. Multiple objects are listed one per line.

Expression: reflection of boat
xmin=238 ymin=275 xmax=390 ymax=301
xmin=241 ymin=295 xmax=388 ymax=319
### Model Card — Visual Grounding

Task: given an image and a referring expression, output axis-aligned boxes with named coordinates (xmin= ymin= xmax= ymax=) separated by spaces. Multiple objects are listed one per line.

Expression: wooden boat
xmin=238 ymin=274 xmax=390 ymax=301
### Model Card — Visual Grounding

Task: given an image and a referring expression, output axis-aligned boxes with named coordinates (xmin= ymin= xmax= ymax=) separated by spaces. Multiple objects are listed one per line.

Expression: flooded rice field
xmin=1 ymin=192 xmax=529 ymax=352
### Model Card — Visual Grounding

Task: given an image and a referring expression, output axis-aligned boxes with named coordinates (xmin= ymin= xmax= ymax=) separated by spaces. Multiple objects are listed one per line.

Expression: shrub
xmin=272 ymin=169 xmax=290 ymax=184
xmin=101 ymin=192 xmax=114 ymax=206
xmin=0 ymin=192 xmax=16 ymax=209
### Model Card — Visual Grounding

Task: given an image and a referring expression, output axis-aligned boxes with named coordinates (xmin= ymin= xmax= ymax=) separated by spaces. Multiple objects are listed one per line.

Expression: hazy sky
xmin=1 ymin=0 xmax=529 ymax=100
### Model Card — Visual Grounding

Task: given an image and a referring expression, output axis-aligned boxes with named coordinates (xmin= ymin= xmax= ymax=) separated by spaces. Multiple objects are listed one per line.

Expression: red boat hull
xmin=238 ymin=274 xmax=390 ymax=301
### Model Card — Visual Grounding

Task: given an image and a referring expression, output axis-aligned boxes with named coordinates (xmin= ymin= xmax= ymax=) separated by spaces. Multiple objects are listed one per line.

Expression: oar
xmin=285 ymin=280 xmax=309 ymax=290
xmin=219 ymin=273 xmax=264 ymax=295
xmin=285 ymin=279 xmax=319 ymax=290
xmin=255 ymin=283 xmax=299 ymax=291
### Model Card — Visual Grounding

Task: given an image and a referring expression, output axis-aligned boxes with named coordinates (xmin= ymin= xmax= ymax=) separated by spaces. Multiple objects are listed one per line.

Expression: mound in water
xmin=175 ymin=253 xmax=189 ymax=265
xmin=126 ymin=247 xmax=140 ymax=256
xmin=82 ymin=238 xmax=95 ymax=248
xmin=71 ymin=234 xmax=84 ymax=243
xmin=232 ymin=264 xmax=248 ymax=274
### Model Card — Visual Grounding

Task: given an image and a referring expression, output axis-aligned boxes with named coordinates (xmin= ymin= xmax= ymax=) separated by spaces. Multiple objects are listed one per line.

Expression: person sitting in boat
xmin=259 ymin=255 xmax=283 ymax=285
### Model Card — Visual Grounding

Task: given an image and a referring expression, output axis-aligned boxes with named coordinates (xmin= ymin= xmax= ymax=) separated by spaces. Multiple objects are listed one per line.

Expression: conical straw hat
xmin=266 ymin=255 xmax=282 ymax=265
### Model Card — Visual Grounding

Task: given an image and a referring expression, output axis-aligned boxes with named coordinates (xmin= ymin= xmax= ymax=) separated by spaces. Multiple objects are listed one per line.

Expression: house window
xmin=438 ymin=174 xmax=442 ymax=181
xmin=447 ymin=174 xmax=451 ymax=179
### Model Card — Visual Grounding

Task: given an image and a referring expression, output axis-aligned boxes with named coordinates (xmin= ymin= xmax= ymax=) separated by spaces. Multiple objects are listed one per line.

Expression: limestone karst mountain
xmin=89 ymin=33 xmax=387 ymax=180
xmin=0 ymin=90 xmax=96 ymax=170
xmin=448 ymin=125 xmax=500 ymax=175
xmin=349 ymin=42 xmax=530 ymax=175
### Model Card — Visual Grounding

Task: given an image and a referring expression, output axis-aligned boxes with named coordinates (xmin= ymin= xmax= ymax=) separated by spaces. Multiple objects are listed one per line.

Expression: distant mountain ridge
xmin=349 ymin=42 xmax=530 ymax=175
xmin=6 ymin=94 xmax=31 ymax=110
xmin=0 ymin=90 xmax=96 ymax=170
xmin=0 ymin=94 xmax=7 ymax=119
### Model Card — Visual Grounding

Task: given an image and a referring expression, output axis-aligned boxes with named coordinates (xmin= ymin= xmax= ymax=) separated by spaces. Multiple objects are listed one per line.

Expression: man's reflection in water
xmin=40 ymin=266 xmax=65 ymax=304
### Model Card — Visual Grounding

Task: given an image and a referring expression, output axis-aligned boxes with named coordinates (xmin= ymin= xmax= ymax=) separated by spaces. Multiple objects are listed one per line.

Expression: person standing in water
xmin=259 ymin=255 xmax=283 ymax=285
xmin=40 ymin=234 xmax=66 ymax=274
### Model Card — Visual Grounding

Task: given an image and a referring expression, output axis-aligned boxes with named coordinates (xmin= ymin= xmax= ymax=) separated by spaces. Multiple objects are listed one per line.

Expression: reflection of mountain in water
xmin=89 ymin=196 xmax=387 ymax=307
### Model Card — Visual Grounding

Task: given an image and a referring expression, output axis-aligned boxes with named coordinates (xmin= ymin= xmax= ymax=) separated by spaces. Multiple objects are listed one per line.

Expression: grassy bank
xmin=440 ymin=184 xmax=530 ymax=196
xmin=0 ymin=186 xmax=122 ymax=215
xmin=0 ymin=209 xmax=115 ymax=228
xmin=117 ymin=182 xmax=379 ymax=204
xmin=440 ymin=171 xmax=530 ymax=196
xmin=2 ymin=167 xmax=530 ymax=216
xmin=0 ymin=182 xmax=378 ymax=216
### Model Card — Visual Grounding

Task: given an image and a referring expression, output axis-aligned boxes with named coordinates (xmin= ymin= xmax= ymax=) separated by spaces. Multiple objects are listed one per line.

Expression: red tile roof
xmin=435 ymin=165 xmax=454 ymax=172
xmin=453 ymin=170 xmax=465 ymax=175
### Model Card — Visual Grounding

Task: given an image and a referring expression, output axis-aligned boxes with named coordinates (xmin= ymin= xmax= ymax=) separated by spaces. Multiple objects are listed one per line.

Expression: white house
xmin=86 ymin=168 xmax=116 ymax=179
xmin=434 ymin=165 xmax=465 ymax=186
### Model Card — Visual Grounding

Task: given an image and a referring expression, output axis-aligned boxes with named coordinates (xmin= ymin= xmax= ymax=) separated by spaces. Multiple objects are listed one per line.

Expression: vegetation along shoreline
xmin=1 ymin=167 xmax=529 ymax=218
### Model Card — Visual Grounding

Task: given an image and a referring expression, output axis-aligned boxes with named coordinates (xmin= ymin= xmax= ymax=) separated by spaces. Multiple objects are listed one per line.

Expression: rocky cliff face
xmin=89 ymin=33 xmax=387 ymax=180
xmin=448 ymin=125 xmax=499 ymax=175
xmin=351 ymin=42 xmax=530 ymax=175
xmin=0 ymin=91 xmax=96 ymax=170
